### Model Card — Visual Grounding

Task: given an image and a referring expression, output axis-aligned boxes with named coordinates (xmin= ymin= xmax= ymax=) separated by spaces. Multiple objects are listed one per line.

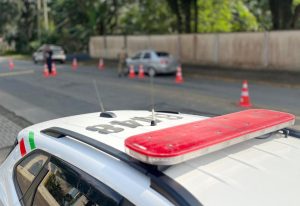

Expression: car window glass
xmin=156 ymin=52 xmax=169 ymax=57
xmin=132 ymin=53 xmax=141 ymax=60
xmin=51 ymin=46 xmax=63 ymax=52
xmin=143 ymin=53 xmax=151 ymax=59
xmin=32 ymin=160 xmax=123 ymax=206
xmin=16 ymin=152 xmax=49 ymax=195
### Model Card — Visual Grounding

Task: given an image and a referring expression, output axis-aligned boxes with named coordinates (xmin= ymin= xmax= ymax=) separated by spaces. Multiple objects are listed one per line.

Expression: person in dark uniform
xmin=118 ymin=47 xmax=127 ymax=77
xmin=44 ymin=45 xmax=53 ymax=74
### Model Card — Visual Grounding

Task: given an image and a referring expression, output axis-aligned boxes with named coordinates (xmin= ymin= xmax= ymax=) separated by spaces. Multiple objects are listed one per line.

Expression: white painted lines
xmin=0 ymin=70 xmax=34 ymax=77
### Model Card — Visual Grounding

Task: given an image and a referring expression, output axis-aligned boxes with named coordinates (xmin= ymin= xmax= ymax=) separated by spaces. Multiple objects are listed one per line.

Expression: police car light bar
xmin=125 ymin=109 xmax=295 ymax=165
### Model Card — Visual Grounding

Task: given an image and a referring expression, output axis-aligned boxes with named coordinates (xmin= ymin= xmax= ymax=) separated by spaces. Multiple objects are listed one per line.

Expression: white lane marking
xmin=0 ymin=70 xmax=34 ymax=77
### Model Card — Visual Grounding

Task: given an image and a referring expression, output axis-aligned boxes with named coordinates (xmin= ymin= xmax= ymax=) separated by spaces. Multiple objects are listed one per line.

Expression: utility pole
xmin=43 ymin=0 xmax=49 ymax=31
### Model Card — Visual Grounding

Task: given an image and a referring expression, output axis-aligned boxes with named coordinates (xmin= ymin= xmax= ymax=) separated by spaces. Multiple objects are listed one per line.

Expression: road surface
xmin=0 ymin=57 xmax=299 ymax=160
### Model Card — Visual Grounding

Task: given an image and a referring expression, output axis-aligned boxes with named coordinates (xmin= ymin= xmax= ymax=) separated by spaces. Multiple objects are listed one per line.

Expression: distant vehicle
xmin=1 ymin=109 xmax=300 ymax=206
xmin=32 ymin=44 xmax=66 ymax=64
xmin=126 ymin=50 xmax=178 ymax=76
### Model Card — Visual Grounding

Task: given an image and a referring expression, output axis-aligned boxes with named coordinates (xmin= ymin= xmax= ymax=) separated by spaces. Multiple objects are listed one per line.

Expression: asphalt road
xmin=0 ymin=57 xmax=299 ymax=160
xmin=0 ymin=57 xmax=299 ymax=120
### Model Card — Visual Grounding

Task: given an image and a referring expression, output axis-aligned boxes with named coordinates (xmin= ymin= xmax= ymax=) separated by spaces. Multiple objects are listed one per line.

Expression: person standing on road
xmin=44 ymin=45 xmax=53 ymax=74
xmin=118 ymin=47 xmax=127 ymax=77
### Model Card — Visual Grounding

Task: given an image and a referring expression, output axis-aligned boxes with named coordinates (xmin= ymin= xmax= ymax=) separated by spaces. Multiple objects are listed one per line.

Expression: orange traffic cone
xmin=138 ymin=64 xmax=145 ymax=79
xmin=9 ymin=58 xmax=14 ymax=71
xmin=129 ymin=65 xmax=135 ymax=79
xmin=175 ymin=66 xmax=183 ymax=84
xmin=98 ymin=58 xmax=104 ymax=70
xmin=239 ymin=80 xmax=252 ymax=107
xmin=72 ymin=58 xmax=78 ymax=70
xmin=43 ymin=64 xmax=49 ymax=78
xmin=51 ymin=63 xmax=57 ymax=77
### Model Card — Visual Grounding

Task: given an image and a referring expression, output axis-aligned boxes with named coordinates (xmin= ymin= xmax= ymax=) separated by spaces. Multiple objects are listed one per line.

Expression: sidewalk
xmin=0 ymin=105 xmax=31 ymax=163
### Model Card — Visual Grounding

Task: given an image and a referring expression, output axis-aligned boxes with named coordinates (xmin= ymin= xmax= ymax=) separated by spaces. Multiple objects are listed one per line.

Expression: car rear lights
xmin=160 ymin=59 xmax=168 ymax=65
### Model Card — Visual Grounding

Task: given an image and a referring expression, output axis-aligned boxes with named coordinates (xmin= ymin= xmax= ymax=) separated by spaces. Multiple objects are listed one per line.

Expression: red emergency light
xmin=125 ymin=109 xmax=295 ymax=165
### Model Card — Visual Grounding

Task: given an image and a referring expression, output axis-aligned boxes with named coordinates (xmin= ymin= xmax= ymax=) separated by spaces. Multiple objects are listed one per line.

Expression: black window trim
xmin=283 ymin=128 xmax=300 ymax=138
xmin=13 ymin=149 xmax=131 ymax=206
xmin=143 ymin=52 xmax=151 ymax=59
xmin=47 ymin=155 xmax=125 ymax=205
xmin=41 ymin=127 xmax=202 ymax=206
xmin=13 ymin=149 xmax=50 ymax=205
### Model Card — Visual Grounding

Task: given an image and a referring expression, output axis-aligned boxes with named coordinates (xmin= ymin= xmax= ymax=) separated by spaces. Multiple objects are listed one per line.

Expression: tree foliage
xmin=0 ymin=0 xmax=39 ymax=52
xmin=245 ymin=0 xmax=300 ymax=30
xmin=48 ymin=0 xmax=120 ymax=52
xmin=165 ymin=0 xmax=258 ymax=33
xmin=16 ymin=0 xmax=38 ymax=52
xmin=166 ymin=0 xmax=198 ymax=33
xmin=0 ymin=1 xmax=19 ymax=35
xmin=269 ymin=0 xmax=293 ymax=30
xmin=119 ymin=0 xmax=176 ymax=34
xmin=2 ymin=0 xmax=300 ymax=53
xmin=243 ymin=0 xmax=272 ymax=30
xmin=195 ymin=0 xmax=258 ymax=32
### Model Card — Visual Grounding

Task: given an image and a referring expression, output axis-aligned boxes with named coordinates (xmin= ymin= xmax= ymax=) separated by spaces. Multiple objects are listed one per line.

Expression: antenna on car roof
xmin=150 ymin=73 xmax=156 ymax=126
xmin=93 ymin=79 xmax=105 ymax=112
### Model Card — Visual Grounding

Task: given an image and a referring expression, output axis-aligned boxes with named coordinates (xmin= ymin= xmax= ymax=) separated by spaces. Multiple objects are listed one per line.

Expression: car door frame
xmin=140 ymin=51 xmax=152 ymax=72
xmin=14 ymin=149 xmax=132 ymax=206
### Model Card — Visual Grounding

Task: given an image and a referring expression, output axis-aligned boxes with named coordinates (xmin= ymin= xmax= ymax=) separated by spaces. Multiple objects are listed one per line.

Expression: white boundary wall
xmin=89 ymin=31 xmax=300 ymax=71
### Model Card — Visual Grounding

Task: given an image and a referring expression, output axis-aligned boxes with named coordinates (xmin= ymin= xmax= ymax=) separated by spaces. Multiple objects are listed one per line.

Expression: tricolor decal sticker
xmin=29 ymin=131 xmax=36 ymax=150
xmin=19 ymin=131 xmax=37 ymax=157
xmin=19 ymin=138 xmax=27 ymax=157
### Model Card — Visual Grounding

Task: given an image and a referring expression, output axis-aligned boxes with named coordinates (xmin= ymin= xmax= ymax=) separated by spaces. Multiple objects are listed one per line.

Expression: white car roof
xmin=165 ymin=133 xmax=300 ymax=206
xmin=22 ymin=110 xmax=206 ymax=153
xmin=19 ymin=110 xmax=300 ymax=206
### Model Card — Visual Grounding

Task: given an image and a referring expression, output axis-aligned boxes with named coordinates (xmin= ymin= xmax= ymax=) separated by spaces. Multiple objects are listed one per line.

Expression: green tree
xmin=119 ymin=0 xmax=176 ymax=34
xmin=197 ymin=0 xmax=258 ymax=33
xmin=269 ymin=0 xmax=293 ymax=30
xmin=245 ymin=0 xmax=300 ymax=30
xmin=15 ymin=0 xmax=38 ymax=52
xmin=292 ymin=0 xmax=300 ymax=28
xmin=243 ymin=0 xmax=272 ymax=30
xmin=49 ymin=0 xmax=121 ymax=52
xmin=166 ymin=0 xmax=198 ymax=33
xmin=0 ymin=1 xmax=19 ymax=35
xmin=231 ymin=1 xmax=258 ymax=31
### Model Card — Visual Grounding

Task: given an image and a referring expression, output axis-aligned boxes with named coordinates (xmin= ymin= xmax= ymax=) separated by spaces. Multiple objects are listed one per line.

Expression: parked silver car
xmin=126 ymin=50 xmax=178 ymax=76
xmin=32 ymin=44 xmax=66 ymax=64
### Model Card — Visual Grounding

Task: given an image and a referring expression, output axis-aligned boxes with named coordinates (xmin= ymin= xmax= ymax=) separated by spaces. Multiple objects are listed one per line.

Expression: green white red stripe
xmin=19 ymin=131 xmax=36 ymax=156
xmin=29 ymin=131 xmax=36 ymax=150
xmin=19 ymin=138 xmax=26 ymax=157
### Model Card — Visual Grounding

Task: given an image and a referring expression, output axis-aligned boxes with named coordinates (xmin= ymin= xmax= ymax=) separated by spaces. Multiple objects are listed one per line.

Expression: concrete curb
xmin=0 ymin=104 xmax=32 ymax=128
